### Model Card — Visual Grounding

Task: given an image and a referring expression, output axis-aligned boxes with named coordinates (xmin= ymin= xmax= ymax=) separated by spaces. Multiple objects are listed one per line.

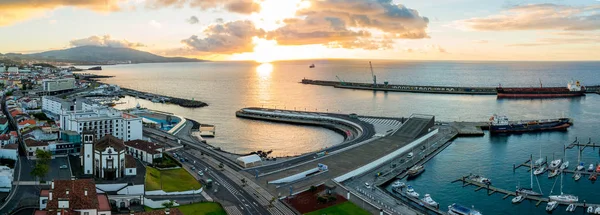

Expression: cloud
xmin=187 ymin=16 xmax=199 ymax=24
xmin=425 ymin=44 xmax=447 ymax=53
xmin=181 ymin=20 xmax=265 ymax=54
xmin=148 ymin=20 xmax=162 ymax=28
xmin=0 ymin=0 xmax=122 ymax=27
xmin=507 ymin=36 xmax=600 ymax=47
xmin=456 ymin=3 xmax=600 ymax=31
xmin=69 ymin=35 xmax=145 ymax=48
xmin=474 ymin=40 xmax=488 ymax=44
xmin=48 ymin=20 xmax=58 ymax=25
xmin=146 ymin=0 xmax=260 ymax=14
xmin=266 ymin=0 xmax=429 ymax=50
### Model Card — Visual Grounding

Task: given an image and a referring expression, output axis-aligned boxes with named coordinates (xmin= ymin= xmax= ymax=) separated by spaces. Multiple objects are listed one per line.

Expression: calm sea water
xmin=91 ymin=60 xmax=600 ymax=214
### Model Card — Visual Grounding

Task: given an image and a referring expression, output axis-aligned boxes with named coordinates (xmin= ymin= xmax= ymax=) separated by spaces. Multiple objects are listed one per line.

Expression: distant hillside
xmin=23 ymin=46 xmax=204 ymax=64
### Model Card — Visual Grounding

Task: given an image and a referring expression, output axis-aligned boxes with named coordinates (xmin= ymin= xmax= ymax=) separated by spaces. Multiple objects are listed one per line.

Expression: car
xmin=59 ymin=165 xmax=68 ymax=169
xmin=365 ymin=182 xmax=371 ymax=189
xmin=191 ymin=166 xmax=196 ymax=170
xmin=407 ymin=152 xmax=414 ymax=158
xmin=180 ymin=158 xmax=185 ymax=162
xmin=198 ymin=171 xmax=204 ymax=176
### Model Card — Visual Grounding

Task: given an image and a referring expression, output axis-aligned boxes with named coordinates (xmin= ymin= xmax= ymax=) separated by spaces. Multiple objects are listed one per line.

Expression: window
xmin=129 ymin=169 xmax=133 ymax=173
xmin=84 ymin=212 xmax=89 ymax=215
xmin=87 ymin=154 xmax=90 ymax=158
xmin=87 ymin=170 xmax=90 ymax=174
xmin=42 ymin=199 xmax=47 ymax=204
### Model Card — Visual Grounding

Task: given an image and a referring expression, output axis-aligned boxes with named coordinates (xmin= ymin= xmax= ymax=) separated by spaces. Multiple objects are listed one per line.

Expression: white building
xmin=24 ymin=138 xmax=49 ymax=159
xmin=0 ymin=166 xmax=14 ymax=192
xmin=124 ymin=139 xmax=163 ymax=164
xmin=42 ymin=78 xmax=75 ymax=92
xmin=6 ymin=67 xmax=18 ymax=73
xmin=81 ymin=133 xmax=135 ymax=179
xmin=60 ymin=106 xmax=142 ymax=142
xmin=42 ymin=96 xmax=72 ymax=117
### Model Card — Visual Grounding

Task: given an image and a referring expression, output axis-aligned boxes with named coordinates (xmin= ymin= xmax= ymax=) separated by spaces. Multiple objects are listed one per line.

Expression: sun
xmin=252 ymin=37 xmax=279 ymax=63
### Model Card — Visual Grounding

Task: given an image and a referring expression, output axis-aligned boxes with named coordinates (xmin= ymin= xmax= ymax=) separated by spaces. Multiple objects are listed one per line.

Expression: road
xmin=174 ymin=150 xmax=269 ymax=215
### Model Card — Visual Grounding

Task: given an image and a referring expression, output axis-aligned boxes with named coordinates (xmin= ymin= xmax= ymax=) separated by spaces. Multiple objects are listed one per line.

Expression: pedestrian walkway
xmin=224 ymin=206 xmax=243 ymax=215
xmin=359 ymin=117 xmax=402 ymax=135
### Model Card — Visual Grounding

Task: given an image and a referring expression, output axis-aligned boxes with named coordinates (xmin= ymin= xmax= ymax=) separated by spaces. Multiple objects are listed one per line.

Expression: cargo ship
xmin=496 ymin=80 xmax=585 ymax=98
xmin=489 ymin=114 xmax=572 ymax=133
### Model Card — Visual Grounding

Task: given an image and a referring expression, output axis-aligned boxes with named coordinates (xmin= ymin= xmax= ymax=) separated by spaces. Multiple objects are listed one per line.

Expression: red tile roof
xmin=34 ymin=210 xmax=47 ymax=215
xmin=94 ymin=134 xmax=126 ymax=151
xmin=18 ymin=119 xmax=36 ymax=126
xmin=46 ymin=179 xmax=98 ymax=211
xmin=3 ymin=144 xmax=18 ymax=149
xmin=0 ymin=134 xmax=10 ymax=141
xmin=125 ymin=154 xmax=137 ymax=168
xmin=41 ymin=189 xmax=49 ymax=197
xmin=97 ymin=194 xmax=111 ymax=211
xmin=24 ymin=139 xmax=48 ymax=147
xmin=124 ymin=140 xmax=163 ymax=154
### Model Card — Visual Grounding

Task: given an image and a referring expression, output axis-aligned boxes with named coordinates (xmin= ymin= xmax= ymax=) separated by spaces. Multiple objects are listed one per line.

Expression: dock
xmin=566 ymin=137 xmax=598 ymax=151
xmin=120 ymin=87 xmax=208 ymax=108
xmin=452 ymin=175 xmax=599 ymax=209
xmin=301 ymin=78 xmax=600 ymax=95
xmin=446 ymin=121 xmax=487 ymax=136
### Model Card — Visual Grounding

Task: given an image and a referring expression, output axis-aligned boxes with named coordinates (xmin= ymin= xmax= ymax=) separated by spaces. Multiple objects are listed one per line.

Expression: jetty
xmin=301 ymin=78 xmax=600 ymax=95
xmin=121 ymin=88 xmax=208 ymax=108
xmin=452 ymin=175 xmax=599 ymax=209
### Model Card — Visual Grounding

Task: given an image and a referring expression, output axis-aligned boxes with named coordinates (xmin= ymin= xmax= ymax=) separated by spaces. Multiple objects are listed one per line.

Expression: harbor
xmin=120 ymin=87 xmax=208 ymax=108
xmin=301 ymin=78 xmax=600 ymax=96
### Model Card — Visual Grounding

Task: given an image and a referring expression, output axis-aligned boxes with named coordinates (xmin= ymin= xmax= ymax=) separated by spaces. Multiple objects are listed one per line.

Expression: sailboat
xmin=560 ymin=150 xmax=569 ymax=170
xmin=535 ymin=142 xmax=545 ymax=165
xmin=549 ymin=167 xmax=579 ymax=203
xmin=576 ymin=144 xmax=585 ymax=171
xmin=516 ymin=154 xmax=543 ymax=196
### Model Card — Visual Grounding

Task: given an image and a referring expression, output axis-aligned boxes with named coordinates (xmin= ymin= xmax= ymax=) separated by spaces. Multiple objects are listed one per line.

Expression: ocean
xmin=90 ymin=60 xmax=600 ymax=214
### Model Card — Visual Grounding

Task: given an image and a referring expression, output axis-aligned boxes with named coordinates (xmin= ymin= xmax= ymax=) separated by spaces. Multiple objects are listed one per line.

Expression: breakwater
xmin=121 ymin=88 xmax=208 ymax=108
xmin=302 ymin=79 xmax=600 ymax=95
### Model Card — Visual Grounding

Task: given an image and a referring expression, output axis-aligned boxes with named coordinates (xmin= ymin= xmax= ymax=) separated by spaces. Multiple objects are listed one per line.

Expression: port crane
xmin=335 ymin=75 xmax=346 ymax=86
xmin=369 ymin=61 xmax=377 ymax=87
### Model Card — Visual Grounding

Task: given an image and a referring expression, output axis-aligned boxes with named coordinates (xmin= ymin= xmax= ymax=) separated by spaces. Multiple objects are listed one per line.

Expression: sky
xmin=0 ymin=0 xmax=598 ymax=62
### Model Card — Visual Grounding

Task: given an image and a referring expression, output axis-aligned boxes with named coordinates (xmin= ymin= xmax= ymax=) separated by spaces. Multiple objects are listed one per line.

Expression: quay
xmin=120 ymin=87 xmax=208 ymax=108
xmin=302 ymin=78 xmax=600 ymax=95
xmin=452 ymin=175 xmax=600 ymax=209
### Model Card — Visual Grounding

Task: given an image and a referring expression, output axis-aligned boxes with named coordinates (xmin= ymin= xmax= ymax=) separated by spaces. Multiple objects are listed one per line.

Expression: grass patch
xmin=145 ymin=166 xmax=201 ymax=192
xmin=178 ymin=202 xmax=227 ymax=215
xmin=304 ymin=202 xmax=370 ymax=215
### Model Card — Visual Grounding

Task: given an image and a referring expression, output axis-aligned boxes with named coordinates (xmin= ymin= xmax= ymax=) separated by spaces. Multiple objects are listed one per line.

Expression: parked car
xmin=59 ymin=165 xmax=68 ymax=169
xmin=365 ymin=182 xmax=371 ymax=189
xmin=191 ymin=166 xmax=196 ymax=170
xmin=198 ymin=171 xmax=204 ymax=176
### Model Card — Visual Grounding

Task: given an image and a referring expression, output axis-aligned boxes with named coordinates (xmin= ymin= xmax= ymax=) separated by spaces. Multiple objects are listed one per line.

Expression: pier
xmin=452 ymin=175 xmax=599 ymax=209
xmin=302 ymin=78 xmax=600 ymax=95
xmin=120 ymin=88 xmax=208 ymax=108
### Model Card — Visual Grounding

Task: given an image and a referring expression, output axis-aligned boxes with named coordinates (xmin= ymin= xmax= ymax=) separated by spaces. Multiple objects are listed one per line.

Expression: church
xmin=81 ymin=131 xmax=137 ymax=179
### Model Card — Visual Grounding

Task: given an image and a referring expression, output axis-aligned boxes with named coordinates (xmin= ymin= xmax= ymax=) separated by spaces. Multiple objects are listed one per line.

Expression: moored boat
xmin=561 ymin=161 xmax=570 ymax=170
xmin=574 ymin=172 xmax=582 ymax=181
xmin=534 ymin=166 xmax=546 ymax=175
xmin=405 ymin=185 xmax=419 ymax=198
xmin=546 ymin=201 xmax=558 ymax=211
xmin=549 ymin=194 xmax=579 ymax=203
xmin=488 ymin=115 xmax=572 ymax=133
xmin=407 ymin=165 xmax=425 ymax=179
xmin=566 ymin=204 xmax=576 ymax=212
xmin=550 ymin=159 xmax=562 ymax=169
xmin=392 ymin=180 xmax=405 ymax=188
xmin=512 ymin=195 xmax=525 ymax=204
xmin=577 ymin=162 xmax=585 ymax=171
xmin=496 ymin=80 xmax=585 ymax=98
xmin=468 ymin=175 xmax=491 ymax=185
xmin=548 ymin=169 xmax=560 ymax=178
xmin=589 ymin=164 xmax=595 ymax=172
xmin=447 ymin=203 xmax=482 ymax=215
xmin=596 ymin=164 xmax=600 ymax=173
xmin=590 ymin=173 xmax=597 ymax=181
xmin=587 ymin=206 xmax=595 ymax=213
xmin=420 ymin=194 xmax=439 ymax=208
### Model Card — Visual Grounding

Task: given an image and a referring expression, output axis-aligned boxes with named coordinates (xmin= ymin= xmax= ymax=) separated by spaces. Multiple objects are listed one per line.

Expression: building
xmin=60 ymin=107 xmax=143 ymax=142
xmin=0 ymin=118 xmax=8 ymax=134
xmin=236 ymin=154 xmax=263 ymax=168
xmin=0 ymin=166 xmax=14 ymax=192
xmin=0 ymin=144 xmax=19 ymax=160
xmin=81 ymin=133 xmax=136 ymax=179
xmin=38 ymin=179 xmax=112 ymax=215
xmin=42 ymin=96 xmax=73 ymax=118
xmin=6 ymin=67 xmax=18 ymax=73
xmin=42 ymin=78 xmax=75 ymax=92
xmin=124 ymin=140 xmax=163 ymax=164
xmin=25 ymin=139 xmax=49 ymax=159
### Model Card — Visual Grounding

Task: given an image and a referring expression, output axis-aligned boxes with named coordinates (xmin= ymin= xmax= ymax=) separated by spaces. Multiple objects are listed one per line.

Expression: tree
xmin=162 ymin=200 xmax=175 ymax=208
xmin=218 ymin=162 xmax=224 ymax=170
xmin=309 ymin=185 xmax=317 ymax=193
xmin=30 ymin=149 xmax=51 ymax=181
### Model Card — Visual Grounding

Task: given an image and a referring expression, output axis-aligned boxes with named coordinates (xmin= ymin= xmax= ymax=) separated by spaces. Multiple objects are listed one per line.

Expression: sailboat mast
xmin=530 ymin=154 xmax=533 ymax=189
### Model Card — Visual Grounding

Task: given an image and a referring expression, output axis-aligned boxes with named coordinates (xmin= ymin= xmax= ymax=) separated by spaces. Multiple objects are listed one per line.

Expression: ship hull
xmin=497 ymin=87 xmax=585 ymax=98
xmin=490 ymin=118 xmax=572 ymax=133
xmin=407 ymin=168 xmax=425 ymax=180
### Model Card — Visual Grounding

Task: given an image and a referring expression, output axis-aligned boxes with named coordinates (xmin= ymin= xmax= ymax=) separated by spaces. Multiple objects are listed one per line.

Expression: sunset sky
xmin=0 ymin=0 xmax=598 ymax=62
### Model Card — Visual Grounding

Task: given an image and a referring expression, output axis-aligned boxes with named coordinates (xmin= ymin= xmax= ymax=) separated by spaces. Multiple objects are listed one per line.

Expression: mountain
xmin=23 ymin=46 xmax=204 ymax=64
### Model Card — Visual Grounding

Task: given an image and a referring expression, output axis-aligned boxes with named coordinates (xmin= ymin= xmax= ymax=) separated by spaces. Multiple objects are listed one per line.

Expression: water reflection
xmin=256 ymin=63 xmax=273 ymax=79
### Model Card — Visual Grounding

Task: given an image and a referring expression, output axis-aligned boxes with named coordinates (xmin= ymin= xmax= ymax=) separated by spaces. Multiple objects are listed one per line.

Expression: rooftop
xmin=124 ymin=139 xmax=163 ymax=154
xmin=24 ymin=139 xmax=48 ymax=147
xmin=94 ymin=134 xmax=126 ymax=151
xmin=125 ymin=154 xmax=137 ymax=168
xmin=45 ymin=179 xmax=98 ymax=210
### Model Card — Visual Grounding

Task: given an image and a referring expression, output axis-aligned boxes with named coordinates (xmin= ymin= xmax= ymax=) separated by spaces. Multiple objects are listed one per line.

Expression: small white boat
xmin=548 ymin=169 xmax=560 ymax=178
xmin=574 ymin=172 xmax=582 ymax=181
xmin=550 ymin=159 xmax=562 ymax=169
xmin=589 ymin=164 xmax=595 ymax=172
xmin=549 ymin=194 xmax=579 ymax=203
xmin=392 ymin=180 xmax=405 ymax=188
xmin=420 ymin=194 xmax=439 ymax=208
xmin=577 ymin=162 xmax=585 ymax=171
xmin=546 ymin=201 xmax=558 ymax=211
xmin=560 ymin=161 xmax=570 ymax=170
xmin=595 ymin=207 xmax=600 ymax=214
xmin=512 ymin=195 xmax=525 ymax=204
xmin=534 ymin=166 xmax=546 ymax=175
xmin=566 ymin=204 xmax=576 ymax=212
xmin=535 ymin=157 xmax=545 ymax=166
xmin=587 ymin=206 xmax=595 ymax=213
xmin=406 ymin=185 xmax=419 ymax=198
